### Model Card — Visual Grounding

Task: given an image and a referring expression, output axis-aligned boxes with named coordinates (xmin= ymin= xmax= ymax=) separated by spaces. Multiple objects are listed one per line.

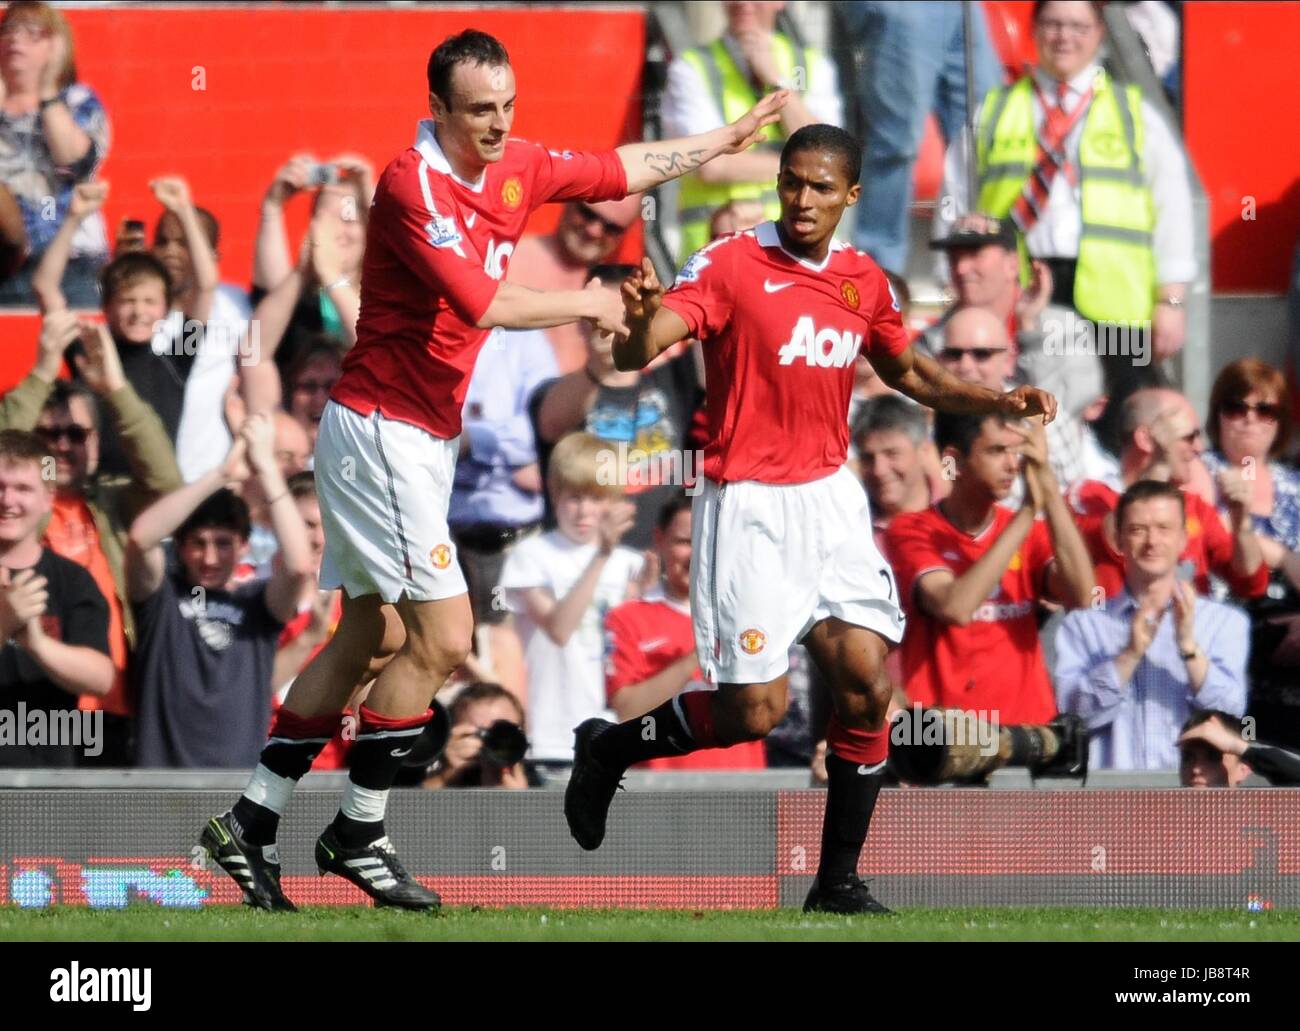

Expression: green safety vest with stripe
xmin=676 ymin=33 xmax=810 ymax=262
xmin=975 ymin=69 xmax=1156 ymax=325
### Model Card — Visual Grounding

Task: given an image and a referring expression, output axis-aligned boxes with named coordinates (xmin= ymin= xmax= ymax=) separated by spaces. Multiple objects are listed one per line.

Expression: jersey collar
xmin=414 ymin=119 xmax=486 ymax=193
xmin=754 ymin=220 xmax=844 ymax=272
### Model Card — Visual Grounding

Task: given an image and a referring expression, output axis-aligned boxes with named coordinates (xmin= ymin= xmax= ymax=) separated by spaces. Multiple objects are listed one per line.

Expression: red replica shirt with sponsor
xmin=661 ymin=221 xmax=909 ymax=484
xmin=1067 ymin=480 xmax=1269 ymax=600
xmin=604 ymin=590 xmax=766 ymax=770
xmin=884 ymin=504 xmax=1058 ymax=725
xmin=332 ymin=120 xmax=627 ymax=438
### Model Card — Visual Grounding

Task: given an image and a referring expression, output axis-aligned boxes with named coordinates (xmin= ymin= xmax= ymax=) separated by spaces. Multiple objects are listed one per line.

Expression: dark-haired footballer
xmin=564 ymin=123 xmax=1060 ymax=914
xmin=200 ymin=28 xmax=791 ymax=912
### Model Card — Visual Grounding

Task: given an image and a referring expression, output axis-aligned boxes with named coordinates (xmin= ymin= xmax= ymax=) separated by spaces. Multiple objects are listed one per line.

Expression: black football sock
xmin=591 ymin=697 xmax=702 ymax=770
xmin=330 ymin=705 xmax=431 ymax=849
xmin=232 ymin=709 xmax=342 ymax=846
xmin=816 ymin=752 xmax=885 ymax=886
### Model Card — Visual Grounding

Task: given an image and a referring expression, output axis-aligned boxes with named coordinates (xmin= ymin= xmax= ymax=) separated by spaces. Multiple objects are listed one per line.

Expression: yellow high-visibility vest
xmin=976 ymin=70 xmax=1156 ymax=325
xmin=676 ymin=33 xmax=811 ymax=262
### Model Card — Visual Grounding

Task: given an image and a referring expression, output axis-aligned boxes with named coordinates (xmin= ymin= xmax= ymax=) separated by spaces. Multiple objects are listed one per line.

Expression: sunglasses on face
xmin=574 ymin=204 xmax=627 ymax=236
xmin=36 ymin=425 xmax=91 ymax=445
xmin=1222 ymin=400 xmax=1281 ymax=423
xmin=937 ymin=347 xmax=1008 ymax=364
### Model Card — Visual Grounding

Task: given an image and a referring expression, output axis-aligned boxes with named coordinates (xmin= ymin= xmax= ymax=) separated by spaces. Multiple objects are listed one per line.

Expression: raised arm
xmin=241 ymin=413 xmax=314 ymax=623
xmin=873 ymin=344 xmax=1058 ymax=422
xmin=125 ymin=437 xmax=249 ymax=603
xmin=151 ymin=176 xmax=218 ymax=325
xmin=254 ymin=155 xmax=312 ymax=290
xmin=1012 ymin=419 xmax=1095 ymax=609
xmin=614 ymin=258 xmax=692 ymax=371
xmin=616 ymin=91 xmax=789 ymax=194
xmin=32 ymin=180 xmax=107 ymax=313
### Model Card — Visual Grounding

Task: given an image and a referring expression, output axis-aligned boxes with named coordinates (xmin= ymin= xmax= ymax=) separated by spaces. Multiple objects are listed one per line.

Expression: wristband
xmin=1179 ymin=646 xmax=1200 ymax=662
xmin=38 ymin=95 xmax=64 ymax=113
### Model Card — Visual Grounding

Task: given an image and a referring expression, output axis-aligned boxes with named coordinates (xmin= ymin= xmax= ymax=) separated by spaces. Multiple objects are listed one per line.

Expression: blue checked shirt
xmin=1054 ymin=589 xmax=1249 ymax=770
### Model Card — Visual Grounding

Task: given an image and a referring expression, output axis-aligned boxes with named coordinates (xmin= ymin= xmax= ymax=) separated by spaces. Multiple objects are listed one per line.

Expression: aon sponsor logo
xmin=777 ymin=316 xmax=862 ymax=368
xmin=484 ymin=239 xmax=514 ymax=280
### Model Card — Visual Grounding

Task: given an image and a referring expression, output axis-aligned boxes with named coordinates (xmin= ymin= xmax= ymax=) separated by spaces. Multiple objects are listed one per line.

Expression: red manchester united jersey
xmin=661 ymin=222 xmax=909 ymax=485
xmin=603 ymin=589 xmax=766 ymax=770
xmin=332 ymin=120 xmax=627 ymax=438
xmin=884 ymin=504 xmax=1058 ymax=725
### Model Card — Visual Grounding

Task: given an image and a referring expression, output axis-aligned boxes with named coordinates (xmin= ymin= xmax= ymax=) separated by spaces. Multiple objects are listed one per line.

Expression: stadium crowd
xmin=0 ymin=0 xmax=1296 ymax=792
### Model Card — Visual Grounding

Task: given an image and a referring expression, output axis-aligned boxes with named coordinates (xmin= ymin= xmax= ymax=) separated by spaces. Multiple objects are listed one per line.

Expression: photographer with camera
xmin=422 ymin=681 xmax=531 ymax=789
xmin=242 ymin=153 xmax=374 ymax=417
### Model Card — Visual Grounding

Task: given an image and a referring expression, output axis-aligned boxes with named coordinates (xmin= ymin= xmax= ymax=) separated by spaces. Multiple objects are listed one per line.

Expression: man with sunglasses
xmin=507 ymin=195 xmax=643 ymax=373
xmin=0 ymin=311 xmax=182 ymax=762
xmin=1067 ymin=387 xmax=1268 ymax=602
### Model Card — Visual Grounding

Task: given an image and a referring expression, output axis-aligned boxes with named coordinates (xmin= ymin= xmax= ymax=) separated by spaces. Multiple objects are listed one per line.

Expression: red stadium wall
xmin=0 ymin=5 xmax=645 ymax=391
xmin=1183 ymin=2 xmax=1300 ymax=293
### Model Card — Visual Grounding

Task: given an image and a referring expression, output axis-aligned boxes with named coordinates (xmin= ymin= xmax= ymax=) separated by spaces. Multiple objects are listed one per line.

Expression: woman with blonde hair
xmin=0 ymin=1 xmax=110 ymax=306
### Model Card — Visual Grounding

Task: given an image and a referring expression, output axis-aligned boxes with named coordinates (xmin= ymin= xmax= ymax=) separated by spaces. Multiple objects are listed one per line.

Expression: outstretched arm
xmin=617 ymin=91 xmax=789 ymax=194
xmin=872 ymin=344 xmax=1058 ymax=422
xmin=614 ymin=258 xmax=692 ymax=371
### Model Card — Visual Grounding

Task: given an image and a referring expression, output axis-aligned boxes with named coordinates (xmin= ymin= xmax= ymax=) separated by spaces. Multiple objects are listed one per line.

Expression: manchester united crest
xmin=502 ymin=176 xmax=523 ymax=210
xmin=738 ymin=627 xmax=767 ymax=655
xmin=431 ymin=544 xmax=452 ymax=570
xmin=840 ymin=280 xmax=860 ymax=309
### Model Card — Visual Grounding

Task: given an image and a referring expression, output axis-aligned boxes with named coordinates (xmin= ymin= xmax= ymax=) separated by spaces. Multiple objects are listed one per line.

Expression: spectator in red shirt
xmin=1067 ymin=387 xmax=1267 ymax=602
xmin=885 ymin=411 xmax=1094 ymax=725
xmin=603 ymin=492 xmax=766 ymax=770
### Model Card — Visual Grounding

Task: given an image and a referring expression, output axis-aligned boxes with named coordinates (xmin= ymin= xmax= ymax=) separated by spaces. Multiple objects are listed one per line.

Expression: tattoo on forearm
xmin=644 ymin=149 xmax=708 ymax=176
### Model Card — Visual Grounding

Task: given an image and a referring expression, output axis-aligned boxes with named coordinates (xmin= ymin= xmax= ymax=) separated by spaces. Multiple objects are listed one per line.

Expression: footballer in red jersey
xmin=563 ymin=123 xmax=1060 ymax=915
xmin=203 ymin=28 xmax=790 ymax=913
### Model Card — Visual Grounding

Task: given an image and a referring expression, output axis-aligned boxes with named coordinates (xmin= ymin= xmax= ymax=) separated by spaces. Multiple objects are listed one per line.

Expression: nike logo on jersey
xmin=777 ymin=315 xmax=862 ymax=368
xmin=466 ymin=212 xmax=478 ymax=228
xmin=638 ymin=637 xmax=671 ymax=651
xmin=764 ymin=279 xmax=794 ymax=293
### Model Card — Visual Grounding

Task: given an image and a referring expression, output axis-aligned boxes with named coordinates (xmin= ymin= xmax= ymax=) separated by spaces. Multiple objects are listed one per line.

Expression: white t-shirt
xmin=155 ymin=285 xmax=249 ymax=483
xmin=500 ymin=530 xmax=644 ymax=761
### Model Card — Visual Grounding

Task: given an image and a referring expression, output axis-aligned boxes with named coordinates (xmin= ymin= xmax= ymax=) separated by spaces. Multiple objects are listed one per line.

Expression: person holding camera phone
xmin=1056 ymin=479 xmax=1248 ymax=770
xmin=242 ymin=152 xmax=375 ymax=419
xmin=422 ymin=681 xmax=531 ymax=789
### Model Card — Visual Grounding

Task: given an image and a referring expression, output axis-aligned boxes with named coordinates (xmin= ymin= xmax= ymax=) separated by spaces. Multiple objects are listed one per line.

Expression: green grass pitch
xmin=3 ymin=906 xmax=1299 ymax=941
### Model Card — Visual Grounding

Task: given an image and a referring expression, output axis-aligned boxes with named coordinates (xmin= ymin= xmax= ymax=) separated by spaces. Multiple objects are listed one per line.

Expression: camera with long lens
xmin=888 ymin=706 xmax=1088 ymax=785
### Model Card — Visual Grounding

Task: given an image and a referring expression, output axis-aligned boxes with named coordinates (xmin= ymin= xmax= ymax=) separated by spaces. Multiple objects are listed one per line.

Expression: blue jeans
xmin=842 ymin=1 xmax=1002 ymax=273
